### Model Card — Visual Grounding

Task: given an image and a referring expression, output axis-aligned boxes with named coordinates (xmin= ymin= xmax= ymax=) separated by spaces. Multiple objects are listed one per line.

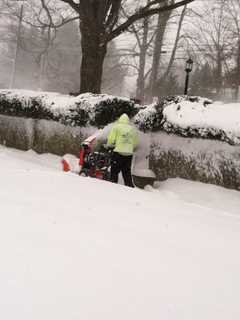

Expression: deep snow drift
xmin=0 ymin=146 xmax=240 ymax=320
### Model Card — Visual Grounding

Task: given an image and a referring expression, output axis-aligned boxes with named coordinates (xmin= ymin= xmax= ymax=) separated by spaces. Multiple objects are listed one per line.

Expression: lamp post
xmin=184 ymin=58 xmax=193 ymax=95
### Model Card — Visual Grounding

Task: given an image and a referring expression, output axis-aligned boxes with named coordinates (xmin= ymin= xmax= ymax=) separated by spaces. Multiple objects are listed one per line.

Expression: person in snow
xmin=107 ymin=113 xmax=139 ymax=187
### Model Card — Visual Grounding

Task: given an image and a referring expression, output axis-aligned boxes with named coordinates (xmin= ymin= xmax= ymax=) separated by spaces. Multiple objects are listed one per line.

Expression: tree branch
xmin=163 ymin=4 xmax=187 ymax=79
xmin=59 ymin=0 xmax=80 ymax=13
xmin=107 ymin=0 xmax=195 ymax=42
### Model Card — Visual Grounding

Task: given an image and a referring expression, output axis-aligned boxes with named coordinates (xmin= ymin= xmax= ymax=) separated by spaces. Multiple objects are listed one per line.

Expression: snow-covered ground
xmin=0 ymin=145 xmax=240 ymax=320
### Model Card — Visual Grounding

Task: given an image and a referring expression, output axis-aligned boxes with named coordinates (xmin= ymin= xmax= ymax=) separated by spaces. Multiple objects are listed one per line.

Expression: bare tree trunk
xmin=235 ymin=39 xmax=240 ymax=100
xmin=80 ymin=22 xmax=107 ymax=94
xmin=38 ymin=53 xmax=46 ymax=91
xmin=162 ymin=4 xmax=187 ymax=81
xmin=150 ymin=9 xmax=172 ymax=99
xmin=136 ymin=16 xmax=149 ymax=103
xmin=216 ymin=50 xmax=223 ymax=95
xmin=10 ymin=3 xmax=24 ymax=89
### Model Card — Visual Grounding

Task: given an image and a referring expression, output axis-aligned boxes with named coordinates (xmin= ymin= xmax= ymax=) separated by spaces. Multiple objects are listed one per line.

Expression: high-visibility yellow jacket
xmin=107 ymin=114 xmax=139 ymax=155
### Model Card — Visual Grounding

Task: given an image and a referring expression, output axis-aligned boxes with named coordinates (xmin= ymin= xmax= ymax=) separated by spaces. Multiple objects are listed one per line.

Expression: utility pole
xmin=9 ymin=3 xmax=24 ymax=89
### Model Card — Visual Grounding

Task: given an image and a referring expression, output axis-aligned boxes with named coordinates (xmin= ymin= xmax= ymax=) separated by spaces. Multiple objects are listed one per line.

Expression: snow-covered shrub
xmin=0 ymin=90 xmax=138 ymax=128
xmin=133 ymin=103 xmax=164 ymax=132
xmin=133 ymin=95 xmax=212 ymax=132
xmin=0 ymin=115 xmax=34 ymax=150
xmin=72 ymin=93 xmax=139 ymax=126
xmin=162 ymin=100 xmax=240 ymax=145
xmin=135 ymin=95 xmax=240 ymax=146
xmin=0 ymin=90 xmax=56 ymax=120
xmin=32 ymin=120 xmax=88 ymax=156
xmin=149 ymin=132 xmax=240 ymax=190
xmin=0 ymin=113 xmax=97 ymax=156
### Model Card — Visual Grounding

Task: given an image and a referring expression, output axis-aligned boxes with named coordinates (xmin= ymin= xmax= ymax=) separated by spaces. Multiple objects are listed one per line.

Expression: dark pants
xmin=111 ymin=152 xmax=134 ymax=187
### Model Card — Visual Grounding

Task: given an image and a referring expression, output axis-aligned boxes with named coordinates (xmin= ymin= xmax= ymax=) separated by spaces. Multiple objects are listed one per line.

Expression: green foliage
xmin=0 ymin=113 xmax=87 ymax=157
xmin=0 ymin=115 xmax=34 ymax=150
xmin=33 ymin=121 xmax=84 ymax=156
xmin=91 ymin=97 xmax=139 ymax=127
xmin=58 ymin=106 xmax=89 ymax=127
xmin=0 ymin=93 xmax=54 ymax=120
xmin=133 ymin=104 xmax=164 ymax=132
xmin=133 ymin=95 xmax=186 ymax=132
xmin=149 ymin=147 xmax=240 ymax=191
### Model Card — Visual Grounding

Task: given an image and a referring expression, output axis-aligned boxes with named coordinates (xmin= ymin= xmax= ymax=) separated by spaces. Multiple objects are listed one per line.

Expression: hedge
xmin=0 ymin=90 xmax=139 ymax=128
xmin=0 ymin=90 xmax=239 ymax=146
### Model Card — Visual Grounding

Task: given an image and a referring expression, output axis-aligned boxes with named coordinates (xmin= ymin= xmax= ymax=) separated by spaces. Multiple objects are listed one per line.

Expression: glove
xmin=103 ymin=143 xmax=114 ymax=150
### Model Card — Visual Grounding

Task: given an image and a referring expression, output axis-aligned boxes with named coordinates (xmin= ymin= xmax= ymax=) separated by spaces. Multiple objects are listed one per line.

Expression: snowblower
xmin=61 ymin=128 xmax=113 ymax=181
xmin=61 ymin=126 xmax=157 ymax=188
xmin=78 ymin=141 xmax=113 ymax=180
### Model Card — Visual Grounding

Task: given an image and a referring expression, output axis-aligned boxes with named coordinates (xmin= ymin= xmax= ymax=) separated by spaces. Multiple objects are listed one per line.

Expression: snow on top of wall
xmin=164 ymin=101 xmax=240 ymax=133
xmin=0 ymin=89 xmax=73 ymax=111
xmin=0 ymin=89 xmax=129 ymax=104
xmin=163 ymin=100 xmax=240 ymax=144
xmin=0 ymin=89 xmax=131 ymax=113
xmin=0 ymin=89 xmax=136 ymax=127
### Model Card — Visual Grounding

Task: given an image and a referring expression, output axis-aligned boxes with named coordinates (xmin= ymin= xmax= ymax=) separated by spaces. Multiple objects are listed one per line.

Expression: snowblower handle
xmin=81 ymin=143 xmax=89 ymax=149
xmin=103 ymin=144 xmax=114 ymax=150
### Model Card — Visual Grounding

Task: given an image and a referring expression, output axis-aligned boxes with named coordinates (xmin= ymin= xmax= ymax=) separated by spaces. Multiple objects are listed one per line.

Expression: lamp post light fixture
xmin=184 ymin=58 xmax=193 ymax=95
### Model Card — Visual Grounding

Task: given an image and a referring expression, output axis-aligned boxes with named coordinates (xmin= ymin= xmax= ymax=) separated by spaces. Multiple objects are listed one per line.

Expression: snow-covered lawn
xmin=0 ymin=146 xmax=240 ymax=320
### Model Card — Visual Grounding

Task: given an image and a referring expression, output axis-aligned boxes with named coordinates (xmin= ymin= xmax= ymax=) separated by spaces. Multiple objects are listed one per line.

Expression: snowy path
xmin=0 ymin=146 xmax=240 ymax=320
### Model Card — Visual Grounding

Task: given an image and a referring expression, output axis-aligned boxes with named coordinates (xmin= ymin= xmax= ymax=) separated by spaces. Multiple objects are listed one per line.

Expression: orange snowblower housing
xmin=79 ymin=139 xmax=112 ymax=180
xmin=62 ymin=127 xmax=113 ymax=180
